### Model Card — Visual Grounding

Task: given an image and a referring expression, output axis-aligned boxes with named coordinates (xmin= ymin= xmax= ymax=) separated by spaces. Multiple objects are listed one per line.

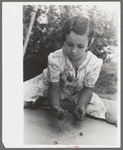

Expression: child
xmin=24 ymin=15 xmax=117 ymax=125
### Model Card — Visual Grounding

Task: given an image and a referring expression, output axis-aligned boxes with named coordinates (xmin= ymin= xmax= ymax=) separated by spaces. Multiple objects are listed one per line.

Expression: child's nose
xmin=71 ymin=47 xmax=77 ymax=53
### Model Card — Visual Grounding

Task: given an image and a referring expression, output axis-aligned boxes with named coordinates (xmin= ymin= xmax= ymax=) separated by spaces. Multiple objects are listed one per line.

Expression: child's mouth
xmin=70 ymin=53 xmax=77 ymax=56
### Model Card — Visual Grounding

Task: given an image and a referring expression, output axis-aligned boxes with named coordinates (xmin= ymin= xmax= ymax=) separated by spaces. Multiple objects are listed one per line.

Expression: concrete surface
xmin=24 ymin=100 xmax=119 ymax=147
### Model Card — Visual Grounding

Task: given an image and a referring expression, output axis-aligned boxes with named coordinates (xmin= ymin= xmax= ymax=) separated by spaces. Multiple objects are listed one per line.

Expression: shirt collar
xmin=63 ymin=48 xmax=93 ymax=71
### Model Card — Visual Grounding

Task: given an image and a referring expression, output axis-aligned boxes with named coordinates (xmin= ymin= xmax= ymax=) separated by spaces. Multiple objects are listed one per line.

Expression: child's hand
xmin=73 ymin=105 xmax=86 ymax=121
xmin=52 ymin=105 xmax=68 ymax=121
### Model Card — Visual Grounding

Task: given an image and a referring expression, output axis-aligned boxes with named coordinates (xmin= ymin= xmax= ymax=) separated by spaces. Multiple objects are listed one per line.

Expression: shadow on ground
xmin=24 ymin=99 xmax=119 ymax=147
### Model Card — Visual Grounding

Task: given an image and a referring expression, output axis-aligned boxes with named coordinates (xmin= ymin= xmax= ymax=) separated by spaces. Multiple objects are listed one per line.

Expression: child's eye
xmin=78 ymin=45 xmax=84 ymax=48
xmin=66 ymin=42 xmax=73 ymax=47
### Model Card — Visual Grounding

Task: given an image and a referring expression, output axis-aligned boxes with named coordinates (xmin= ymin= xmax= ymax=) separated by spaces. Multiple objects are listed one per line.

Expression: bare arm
xmin=74 ymin=85 xmax=93 ymax=120
xmin=78 ymin=85 xmax=93 ymax=107
xmin=48 ymin=81 xmax=68 ymax=120
xmin=48 ymin=81 xmax=60 ymax=109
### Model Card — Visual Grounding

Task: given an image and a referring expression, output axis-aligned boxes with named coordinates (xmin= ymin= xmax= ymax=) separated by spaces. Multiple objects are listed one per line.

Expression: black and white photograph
xmin=2 ymin=2 xmax=121 ymax=148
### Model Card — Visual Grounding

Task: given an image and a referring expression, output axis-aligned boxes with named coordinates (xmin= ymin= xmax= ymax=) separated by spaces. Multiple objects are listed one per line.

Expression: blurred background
xmin=23 ymin=4 xmax=119 ymax=100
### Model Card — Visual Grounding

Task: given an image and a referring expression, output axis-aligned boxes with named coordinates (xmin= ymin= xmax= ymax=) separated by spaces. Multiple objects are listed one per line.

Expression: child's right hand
xmin=51 ymin=105 xmax=68 ymax=121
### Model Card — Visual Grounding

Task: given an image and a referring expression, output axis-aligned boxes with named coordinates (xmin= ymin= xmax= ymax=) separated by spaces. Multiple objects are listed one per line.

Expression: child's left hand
xmin=73 ymin=105 xmax=86 ymax=121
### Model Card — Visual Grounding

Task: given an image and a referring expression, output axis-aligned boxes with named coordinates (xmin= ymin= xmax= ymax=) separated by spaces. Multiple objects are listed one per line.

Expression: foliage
xmin=23 ymin=5 xmax=118 ymax=81
xmin=94 ymin=61 xmax=117 ymax=100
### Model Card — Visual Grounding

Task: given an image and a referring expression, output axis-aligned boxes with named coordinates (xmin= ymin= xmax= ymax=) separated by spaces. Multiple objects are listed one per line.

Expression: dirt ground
xmin=24 ymin=99 xmax=119 ymax=148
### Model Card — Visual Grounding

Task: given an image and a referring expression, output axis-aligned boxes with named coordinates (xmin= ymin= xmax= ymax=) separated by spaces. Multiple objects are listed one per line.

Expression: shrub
xmin=23 ymin=5 xmax=117 ymax=81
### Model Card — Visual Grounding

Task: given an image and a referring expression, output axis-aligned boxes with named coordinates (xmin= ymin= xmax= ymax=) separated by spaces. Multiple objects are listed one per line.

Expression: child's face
xmin=64 ymin=31 xmax=89 ymax=60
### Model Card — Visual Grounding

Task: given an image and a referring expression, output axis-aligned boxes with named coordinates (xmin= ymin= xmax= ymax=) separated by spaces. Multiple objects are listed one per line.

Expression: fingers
xmin=74 ymin=113 xmax=85 ymax=121
xmin=52 ymin=108 xmax=68 ymax=121
xmin=64 ymin=109 xmax=68 ymax=114
xmin=57 ymin=110 xmax=68 ymax=121
xmin=58 ymin=111 xmax=66 ymax=121
xmin=73 ymin=107 xmax=86 ymax=121
xmin=73 ymin=111 xmax=85 ymax=121
xmin=52 ymin=106 xmax=60 ymax=113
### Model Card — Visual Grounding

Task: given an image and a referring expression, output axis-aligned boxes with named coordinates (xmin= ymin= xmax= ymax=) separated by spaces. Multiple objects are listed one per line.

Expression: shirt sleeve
xmin=85 ymin=58 xmax=103 ymax=88
xmin=47 ymin=52 xmax=62 ymax=82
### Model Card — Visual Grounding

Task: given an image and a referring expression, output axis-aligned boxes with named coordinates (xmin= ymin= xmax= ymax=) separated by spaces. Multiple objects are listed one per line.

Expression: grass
xmin=94 ymin=60 xmax=118 ymax=100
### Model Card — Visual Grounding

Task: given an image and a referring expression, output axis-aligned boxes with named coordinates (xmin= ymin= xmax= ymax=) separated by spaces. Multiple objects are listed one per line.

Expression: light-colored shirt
xmin=47 ymin=49 xmax=103 ymax=101
xmin=24 ymin=48 xmax=103 ymax=102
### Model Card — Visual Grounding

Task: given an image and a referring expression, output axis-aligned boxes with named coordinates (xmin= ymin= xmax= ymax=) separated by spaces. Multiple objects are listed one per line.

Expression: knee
xmin=105 ymin=110 xmax=117 ymax=125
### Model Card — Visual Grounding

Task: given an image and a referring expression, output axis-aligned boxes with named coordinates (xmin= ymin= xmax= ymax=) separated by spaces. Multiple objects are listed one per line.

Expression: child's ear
xmin=88 ymin=38 xmax=94 ymax=47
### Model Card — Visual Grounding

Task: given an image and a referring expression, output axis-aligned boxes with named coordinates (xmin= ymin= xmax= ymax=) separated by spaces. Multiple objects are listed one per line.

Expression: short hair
xmin=61 ymin=15 xmax=94 ymax=45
